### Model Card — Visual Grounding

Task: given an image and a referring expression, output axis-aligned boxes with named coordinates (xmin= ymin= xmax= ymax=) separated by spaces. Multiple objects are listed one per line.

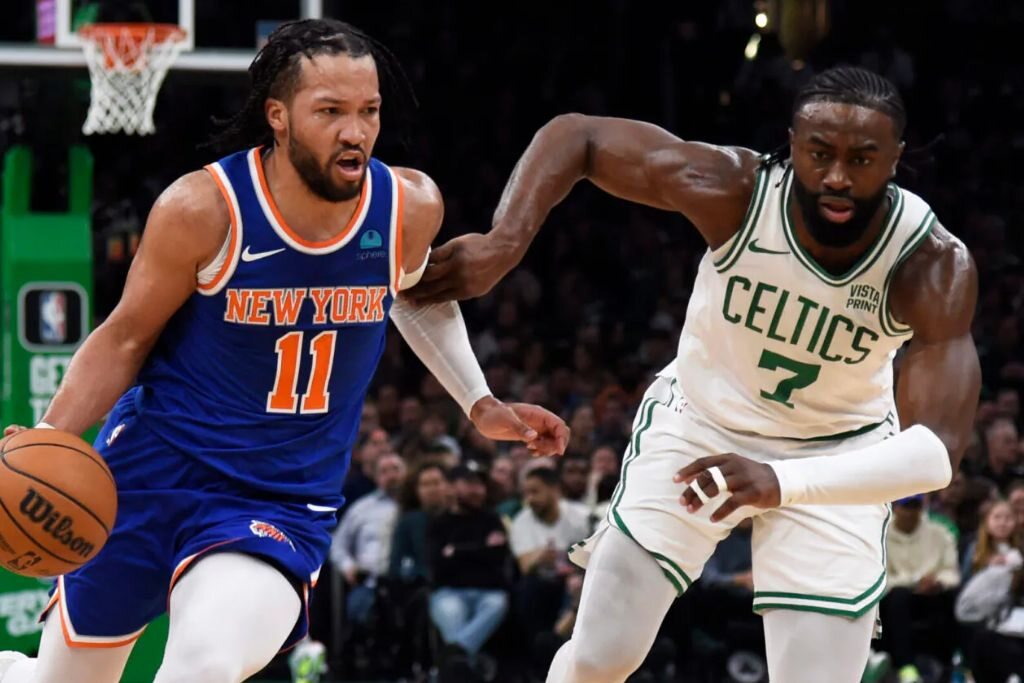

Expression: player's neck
xmin=788 ymin=192 xmax=891 ymax=276
xmin=262 ymin=148 xmax=363 ymax=242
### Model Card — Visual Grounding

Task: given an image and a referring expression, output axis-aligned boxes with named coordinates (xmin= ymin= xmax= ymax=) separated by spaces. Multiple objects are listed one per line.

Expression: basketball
xmin=0 ymin=429 xmax=116 ymax=578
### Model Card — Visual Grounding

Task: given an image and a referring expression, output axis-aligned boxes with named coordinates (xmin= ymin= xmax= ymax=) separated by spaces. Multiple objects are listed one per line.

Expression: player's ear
xmin=265 ymin=98 xmax=288 ymax=136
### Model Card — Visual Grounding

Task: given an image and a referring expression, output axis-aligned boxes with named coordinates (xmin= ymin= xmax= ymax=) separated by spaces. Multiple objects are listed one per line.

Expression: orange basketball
xmin=0 ymin=429 xmax=117 ymax=577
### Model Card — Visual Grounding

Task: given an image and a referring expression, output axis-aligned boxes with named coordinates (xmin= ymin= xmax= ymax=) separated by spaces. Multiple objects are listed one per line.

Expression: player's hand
xmin=2 ymin=425 xmax=28 ymax=439
xmin=915 ymin=575 xmax=941 ymax=594
xmin=407 ymin=233 xmax=519 ymax=304
xmin=470 ymin=398 xmax=570 ymax=456
xmin=673 ymin=452 xmax=782 ymax=523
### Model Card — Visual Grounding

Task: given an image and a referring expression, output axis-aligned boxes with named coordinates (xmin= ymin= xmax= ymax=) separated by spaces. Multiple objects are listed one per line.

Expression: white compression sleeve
xmin=389 ymin=297 xmax=492 ymax=416
xmin=768 ymin=424 xmax=952 ymax=507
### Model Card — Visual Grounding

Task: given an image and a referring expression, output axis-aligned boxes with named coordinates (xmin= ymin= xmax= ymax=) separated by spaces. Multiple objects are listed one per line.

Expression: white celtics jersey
xmin=672 ymin=162 xmax=936 ymax=440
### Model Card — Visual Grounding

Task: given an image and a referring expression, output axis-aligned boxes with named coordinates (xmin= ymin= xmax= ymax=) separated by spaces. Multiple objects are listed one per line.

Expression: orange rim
xmin=78 ymin=23 xmax=185 ymax=70
xmin=78 ymin=23 xmax=186 ymax=45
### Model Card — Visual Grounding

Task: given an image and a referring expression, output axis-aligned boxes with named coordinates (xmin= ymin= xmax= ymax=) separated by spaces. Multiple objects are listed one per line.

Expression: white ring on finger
xmin=708 ymin=466 xmax=728 ymax=495
xmin=689 ymin=478 xmax=711 ymax=504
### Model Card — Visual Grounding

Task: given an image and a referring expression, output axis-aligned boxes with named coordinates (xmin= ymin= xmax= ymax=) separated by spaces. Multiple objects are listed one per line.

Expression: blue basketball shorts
xmin=40 ymin=392 xmax=338 ymax=650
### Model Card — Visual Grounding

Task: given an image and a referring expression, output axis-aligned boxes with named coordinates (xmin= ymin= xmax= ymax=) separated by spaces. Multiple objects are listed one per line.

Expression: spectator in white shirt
xmin=879 ymin=494 xmax=961 ymax=683
xmin=509 ymin=467 xmax=592 ymax=636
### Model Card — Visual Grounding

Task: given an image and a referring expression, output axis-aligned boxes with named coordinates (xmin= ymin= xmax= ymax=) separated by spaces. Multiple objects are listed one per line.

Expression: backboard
xmin=0 ymin=0 xmax=325 ymax=72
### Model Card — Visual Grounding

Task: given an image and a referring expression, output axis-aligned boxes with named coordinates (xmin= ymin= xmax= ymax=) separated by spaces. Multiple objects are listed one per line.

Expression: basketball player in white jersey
xmin=410 ymin=67 xmax=981 ymax=681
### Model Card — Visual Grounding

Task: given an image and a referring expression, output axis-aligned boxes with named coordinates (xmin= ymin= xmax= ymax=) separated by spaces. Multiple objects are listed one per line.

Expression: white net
xmin=79 ymin=24 xmax=186 ymax=136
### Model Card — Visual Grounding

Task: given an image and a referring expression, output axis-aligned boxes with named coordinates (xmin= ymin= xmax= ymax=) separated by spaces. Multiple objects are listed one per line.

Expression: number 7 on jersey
xmin=758 ymin=349 xmax=821 ymax=409
xmin=267 ymin=331 xmax=338 ymax=414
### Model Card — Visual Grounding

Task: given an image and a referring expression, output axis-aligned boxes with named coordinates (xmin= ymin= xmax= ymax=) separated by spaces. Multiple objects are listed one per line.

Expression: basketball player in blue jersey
xmin=0 ymin=19 xmax=568 ymax=683
xmin=412 ymin=68 xmax=981 ymax=682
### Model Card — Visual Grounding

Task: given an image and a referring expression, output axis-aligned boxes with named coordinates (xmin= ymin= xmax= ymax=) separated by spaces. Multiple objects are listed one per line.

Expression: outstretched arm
xmin=389 ymin=169 xmax=569 ymax=456
xmin=410 ymin=114 xmax=760 ymax=303
xmin=673 ymin=224 xmax=979 ymax=521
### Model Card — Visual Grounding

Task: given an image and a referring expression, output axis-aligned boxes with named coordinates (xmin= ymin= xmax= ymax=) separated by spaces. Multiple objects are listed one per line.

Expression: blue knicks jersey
xmin=134 ymin=147 xmax=402 ymax=503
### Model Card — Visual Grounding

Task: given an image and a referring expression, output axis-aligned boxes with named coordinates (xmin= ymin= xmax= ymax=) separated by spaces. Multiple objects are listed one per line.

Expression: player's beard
xmin=288 ymin=135 xmax=365 ymax=202
xmin=792 ymin=175 xmax=890 ymax=248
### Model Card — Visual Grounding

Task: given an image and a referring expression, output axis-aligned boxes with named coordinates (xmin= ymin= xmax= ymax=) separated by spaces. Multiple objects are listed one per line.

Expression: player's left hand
xmin=673 ymin=452 xmax=782 ymax=523
xmin=2 ymin=425 xmax=27 ymax=438
xmin=470 ymin=397 xmax=570 ymax=456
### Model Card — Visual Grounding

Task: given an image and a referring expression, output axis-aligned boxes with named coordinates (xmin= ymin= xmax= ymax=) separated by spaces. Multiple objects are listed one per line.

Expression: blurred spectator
xmin=996 ymin=387 xmax=1020 ymax=425
xmin=592 ymin=388 xmax=631 ymax=452
xmin=881 ymin=495 xmax=960 ymax=682
xmin=397 ymin=396 xmax=426 ymax=451
xmin=340 ymin=429 xmax=392 ymax=516
xmin=510 ymin=467 xmax=592 ymax=637
xmin=1010 ymin=480 xmax=1024 ymax=526
xmin=963 ymin=499 xmax=1023 ymax=582
xmin=360 ymin=401 xmax=381 ymax=441
xmin=558 ymin=453 xmax=590 ymax=503
xmin=929 ymin=471 xmax=967 ymax=541
xmin=376 ymin=384 xmax=401 ymax=432
xmin=389 ymin=462 xmax=452 ymax=583
xmin=426 ymin=462 xmax=513 ymax=681
xmin=330 ymin=452 xmax=407 ymax=625
xmin=980 ymin=318 xmax=1024 ymax=386
xmin=585 ymin=445 xmax=621 ymax=509
xmin=979 ymin=417 xmax=1024 ymax=491
xmin=566 ymin=405 xmax=597 ymax=457
xmin=954 ymin=544 xmax=1024 ymax=683
xmin=489 ymin=455 xmax=518 ymax=509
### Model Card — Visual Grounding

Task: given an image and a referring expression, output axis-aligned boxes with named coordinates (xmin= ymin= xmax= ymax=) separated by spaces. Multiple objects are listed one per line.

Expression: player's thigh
xmin=751 ymin=502 xmax=889 ymax=616
xmin=26 ymin=611 xmax=134 ymax=683
xmin=592 ymin=375 xmax=748 ymax=590
xmin=565 ymin=526 xmax=678 ymax=679
xmin=763 ymin=608 xmax=875 ymax=683
xmin=154 ymin=553 xmax=301 ymax=683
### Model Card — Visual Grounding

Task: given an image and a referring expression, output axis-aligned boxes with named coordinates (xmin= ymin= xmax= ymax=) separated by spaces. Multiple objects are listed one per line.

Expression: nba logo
xmin=39 ymin=292 xmax=67 ymax=344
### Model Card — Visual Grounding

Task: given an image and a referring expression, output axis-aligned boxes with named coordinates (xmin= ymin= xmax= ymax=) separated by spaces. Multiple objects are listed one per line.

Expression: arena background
xmin=0 ymin=1 xmax=1022 ymax=682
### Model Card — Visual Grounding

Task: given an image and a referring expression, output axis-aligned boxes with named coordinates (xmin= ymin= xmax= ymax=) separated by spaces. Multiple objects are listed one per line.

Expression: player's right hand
xmin=674 ymin=452 xmax=782 ymax=522
xmin=407 ymin=233 xmax=520 ymax=304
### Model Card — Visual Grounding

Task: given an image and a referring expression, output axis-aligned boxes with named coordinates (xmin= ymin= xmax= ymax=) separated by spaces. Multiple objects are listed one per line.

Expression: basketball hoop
xmin=78 ymin=23 xmax=186 ymax=135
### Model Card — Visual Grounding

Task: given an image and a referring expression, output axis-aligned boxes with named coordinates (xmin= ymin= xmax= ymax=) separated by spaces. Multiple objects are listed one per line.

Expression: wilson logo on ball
xmin=19 ymin=489 xmax=95 ymax=559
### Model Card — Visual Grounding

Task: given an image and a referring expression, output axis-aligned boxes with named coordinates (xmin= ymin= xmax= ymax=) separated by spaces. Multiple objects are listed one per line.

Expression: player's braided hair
xmin=206 ymin=18 xmax=417 ymax=154
xmin=761 ymin=66 xmax=908 ymax=170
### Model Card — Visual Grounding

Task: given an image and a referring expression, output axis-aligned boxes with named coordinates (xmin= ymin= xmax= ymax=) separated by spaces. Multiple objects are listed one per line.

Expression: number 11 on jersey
xmin=267 ymin=331 xmax=338 ymax=414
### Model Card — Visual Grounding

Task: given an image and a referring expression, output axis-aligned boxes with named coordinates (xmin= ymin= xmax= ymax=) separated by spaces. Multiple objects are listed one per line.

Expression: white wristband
xmin=768 ymin=424 xmax=952 ymax=507
xmin=35 ymin=422 xmax=55 ymax=430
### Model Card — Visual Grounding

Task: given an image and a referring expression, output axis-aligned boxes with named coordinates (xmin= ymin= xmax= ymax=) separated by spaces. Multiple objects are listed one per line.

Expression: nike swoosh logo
xmin=748 ymin=239 xmax=789 ymax=255
xmin=241 ymin=246 xmax=286 ymax=262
